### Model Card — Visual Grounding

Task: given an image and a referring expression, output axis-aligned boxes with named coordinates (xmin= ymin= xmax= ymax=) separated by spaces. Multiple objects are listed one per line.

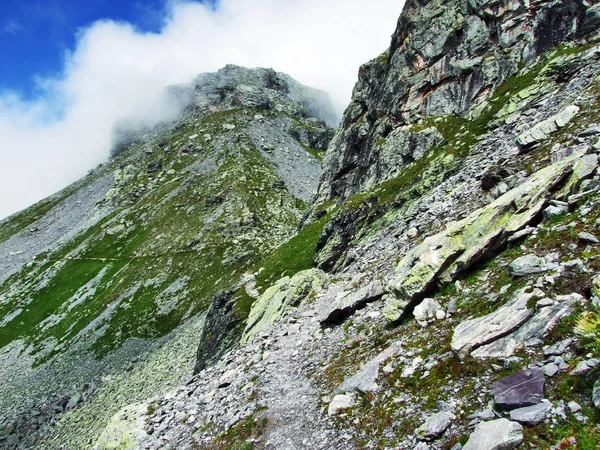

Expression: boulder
xmin=388 ymin=156 xmax=579 ymax=322
xmin=416 ymin=411 xmax=454 ymax=441
xmin=334 ymin=342 xmax=402 ymax=394
xmin=320 ymin=280 xmax=384 ymax=325
xmin=509 ymin=402 xmax=552 ymax=425
xmin=471 ymin=295 xmax=579 ymax=358
xmin=543 ymin=204 xmax=567 ymax=219
xmin=508 ymin=254 xmax=555 ymax=277
xmin=462 ymin=419 xmax=523 ymax=450
xmin=578 ymin=231 xmax=599 ymax=244
xmin=516 ymin=105 xmax=579 ymax=148
xmin=242 ymin=269 xmax=328 ymax=343
xmin=493 ymin=369 xmax=545 ymax=410
xmin=451 ymin=289 xmax=540 ymax=356
xmin=413 ymin=298 xmax=443 ymax=324
xmin=593 ymin=380 xmax=600 ymax=410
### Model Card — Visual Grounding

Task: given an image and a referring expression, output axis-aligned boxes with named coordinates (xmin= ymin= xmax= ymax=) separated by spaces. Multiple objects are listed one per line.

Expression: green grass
xmin=233 ymin=212 xmax=332 ymax=319
xmin=0 ymin=109 xmax=312 ymax=362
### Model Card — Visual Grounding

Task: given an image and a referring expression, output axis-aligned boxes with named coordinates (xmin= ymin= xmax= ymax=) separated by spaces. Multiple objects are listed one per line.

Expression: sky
xmin=0 ymin=0 xmax=403 ymax=220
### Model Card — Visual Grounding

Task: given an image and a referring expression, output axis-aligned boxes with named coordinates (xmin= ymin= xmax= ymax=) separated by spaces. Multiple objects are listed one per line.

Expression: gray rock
xmin=570 ymin=358 xmax=600 ymax=375
xmin=567 ymin=401 xmax=582 ymax=413
xmin=320 ymin=280 xmax=384 ymax=325
xmin=593 ymin=381 xmax=600 ymax=410
xmin=508 ymin=254 xmax=554 ymax=277
xmin=544 ymin=338 xmax=573 ymax=356
xmin=451 ymin=289 xmax=539 ymax=355
xmin=472 ymin=294 xmax=579 ymax=358
xmin=580 ymin=124 xmax=600 ymax=137
xmin=509 ymin=402 xmax=552 ymax=425
xmin=416 ymin=411 xmax=454 ymax=441
xmin=334 ymin=343 xmax=402 ymax=394
xmin=493 ymin=369 xmax=545 ymax=409
xmin=542 ymin=363 xmax=559 ymax=377
xmin=462 ymin=418 xmax=523 ymax=450
xmin=413 ymin=298 xmax=443 ymax=324
xmin=578 ymin=231 xmax=599 ymax=244
xmin=328 ymin=394 xmax=354 ymax=416
xmin=543 ymin=204 xmax=568 ymax=219
xmin=516 ymin=105 xmax=579 ymax=148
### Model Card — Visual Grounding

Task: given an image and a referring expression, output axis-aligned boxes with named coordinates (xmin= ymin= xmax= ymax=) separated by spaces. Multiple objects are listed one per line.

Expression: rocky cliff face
xmin=0 ymin=65 xmax=335 ymax=449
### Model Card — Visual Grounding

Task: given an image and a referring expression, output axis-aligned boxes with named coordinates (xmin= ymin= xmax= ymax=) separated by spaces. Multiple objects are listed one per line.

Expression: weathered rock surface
xmin=463 ymin=419 xmax=523 ymax=450
xmin=451 ymin=289 xmax=540 ymax=356
xmin=334 ymin=342 xmax=401 ymax=394
xmin=416 ymin=411 xmax=454 ymax=441
xmin=509 ymin=402 xmax=552 ymax=425
xmin=242 ymin=269 xmax=328 ymax=343
xmin=508 ymin=254 xmax=556 ymax=277
xmin=493 ymin=369 xmax=545 ymax=410
xmin=320 ymin=280 xmax=384 ymax=326
xmin=387 ymin=156 xmax=581 ymax=322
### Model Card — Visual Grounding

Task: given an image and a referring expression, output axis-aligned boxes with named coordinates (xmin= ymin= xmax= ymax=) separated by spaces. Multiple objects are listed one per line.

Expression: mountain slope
xmin=0 ymin=65 xmax=336 ymax=449
xmin=89 ymin=1 xmax=600 ymax=449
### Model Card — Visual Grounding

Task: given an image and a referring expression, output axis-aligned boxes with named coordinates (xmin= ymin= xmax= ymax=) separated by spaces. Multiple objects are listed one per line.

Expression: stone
xmin=472 ymin=295 xmax=578 ymax=358
xmin=462 ymin=419 xmax=523 ymax=450
xmin=451 ymin=289 xmax=539 ymax=356
xmin=388 ymin=157 xmax=579 ymax=322
xmin=493 ymin=369 xmax=545 ymax=410
xmin=567 ymin=401 xmax=582 ymax=413
xmin=328 ymin=394 xmax=355 ymax=416
xmin=543 ymin=204 xmax=568 ymax=219
xmin=507 ymin=226 xmax=536 ymax=244
xmin=565 ymin=153 xmax=599 ymax=191
xmin=508 ymin=254 xmax=555 ymax=277
xmin=570 ymin=358 xmax=600 ymax=375
xmin=516 ymin=105 xmax=579 ymax=148
xmin=580 ymin=124 xmax=600 ymax=137
xmin=242 ymin=269 xmax=328 ymax=343
xmin=544 ymin=338 xmax=573 ymax=356
xmin=593 ymin=381 xmax=600 ymax=410
xmin=578 ymin=231 xmax=599 ymax=244
xmin=334 ymin=343 xmax=401 ymax=394
xmin=509 ymin=402 xmax=552 ymax=425
xmin=320 ymin=280 xmax=384 ymax=325
xmin=416 ymin=411 xmax=454 ymax=441
xmin=542 ymin=363 xmax=559 ymax=377
xmin=413 ymin=298 xmax=443 ymax=324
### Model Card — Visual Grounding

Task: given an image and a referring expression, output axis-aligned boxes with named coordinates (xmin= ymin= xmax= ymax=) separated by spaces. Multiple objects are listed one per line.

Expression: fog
xmin=0 ymin=0 xmax=403 ymax=220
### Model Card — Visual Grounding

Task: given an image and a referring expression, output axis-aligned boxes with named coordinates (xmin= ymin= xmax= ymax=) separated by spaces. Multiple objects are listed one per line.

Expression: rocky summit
xmin=2 ymin=0 xmax=600 ymax=449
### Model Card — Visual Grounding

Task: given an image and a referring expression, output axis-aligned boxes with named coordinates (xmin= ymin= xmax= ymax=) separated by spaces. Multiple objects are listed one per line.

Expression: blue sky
xmin=0 ymin=0 xmax=213 ymax=99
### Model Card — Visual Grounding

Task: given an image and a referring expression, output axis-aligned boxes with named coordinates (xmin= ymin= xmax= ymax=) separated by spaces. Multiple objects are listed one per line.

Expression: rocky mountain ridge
xmin=0 ymin=65 xmax=336 ymax=449
xmin=2 ymin=0 xmax=600 ymax=449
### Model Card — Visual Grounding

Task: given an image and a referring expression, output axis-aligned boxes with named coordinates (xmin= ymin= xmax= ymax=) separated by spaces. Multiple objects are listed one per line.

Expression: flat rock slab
xmin=509 ymin=402 xmax=552 ymax=425
xmin=493 ymin=369 xmax=545 ymax=410
xmin=334 ymin=342 xmax=402 ymax=394
xmin=327 ymin=394 xmax=354 ymax=416
xmin=508 ymin=254 xmax=556 ymax=277
xmin=320 ymin=280 xmax=384 ymax=326
xmin=451 ymin=289 xmax=538 ymax=355
xmin=463 ymin=418 xmax=523 ymax=450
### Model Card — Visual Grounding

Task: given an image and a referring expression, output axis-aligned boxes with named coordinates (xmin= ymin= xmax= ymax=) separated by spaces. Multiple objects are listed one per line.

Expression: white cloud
xmin=0 ymin=0 xmax=403 ymax=220
xmin=1 ymin=19 xmax=23 ymax=35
